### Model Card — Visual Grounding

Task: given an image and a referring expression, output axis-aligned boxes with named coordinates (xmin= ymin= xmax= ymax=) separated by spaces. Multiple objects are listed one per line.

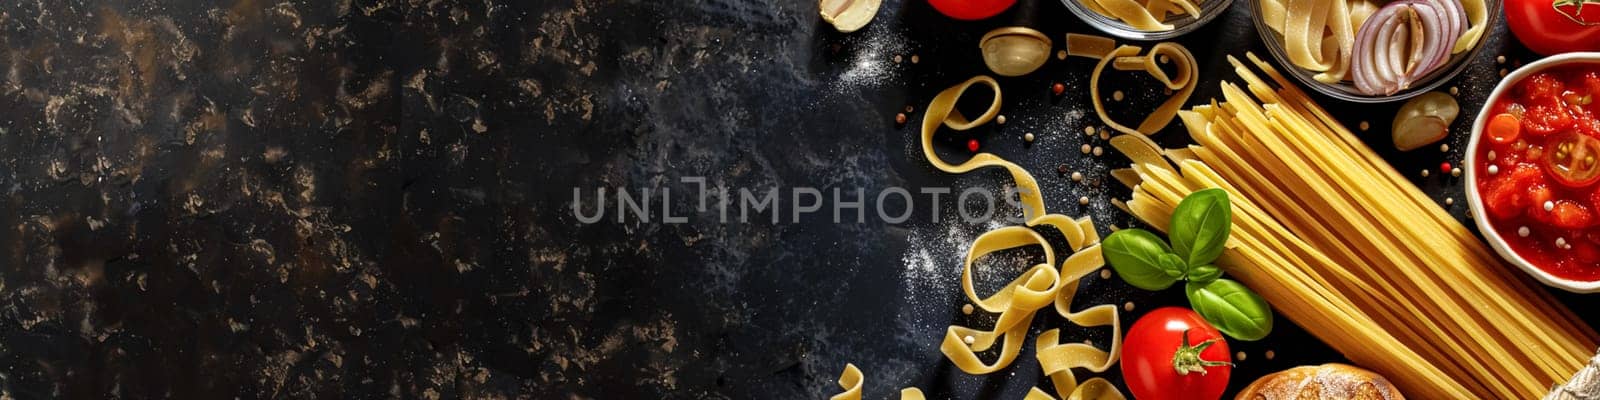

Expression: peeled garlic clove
xmin=980 ymin=27 xmax=1052 ymax=77
xmin=1391 ymin=91 xmax=1460 ymax=151
xmin=820 ymin=0 xmax=880 ymax=33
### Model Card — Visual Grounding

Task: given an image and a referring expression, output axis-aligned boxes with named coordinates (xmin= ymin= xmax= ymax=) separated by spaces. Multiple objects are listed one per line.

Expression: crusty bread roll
xmin=1236 ymin=364 xmax=1404 ymax=400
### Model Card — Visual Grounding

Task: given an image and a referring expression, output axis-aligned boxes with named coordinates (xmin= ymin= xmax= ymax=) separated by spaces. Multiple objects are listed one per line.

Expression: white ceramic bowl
xmin=1465 ymin=52 xmax=1600 ymax=293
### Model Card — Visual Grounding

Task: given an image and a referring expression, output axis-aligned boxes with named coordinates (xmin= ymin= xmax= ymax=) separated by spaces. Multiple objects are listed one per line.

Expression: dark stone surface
xmin=0 ymin=0 xmax=1589 ymax=398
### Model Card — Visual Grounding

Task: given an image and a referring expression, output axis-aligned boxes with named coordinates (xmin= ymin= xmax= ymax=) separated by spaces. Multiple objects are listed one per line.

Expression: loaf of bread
xmin=1236 ymin=364 xmax=1404 ymax=400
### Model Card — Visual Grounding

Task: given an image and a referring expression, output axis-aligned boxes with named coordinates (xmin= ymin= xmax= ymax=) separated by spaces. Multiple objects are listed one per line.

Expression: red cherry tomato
xmin=1545 ymin=131 xmax=1600 ymax=188
xmin=927 ymin=0 xmax=1015 ymax=20
xmin=1505 ymin=0 xmax=1600 ymax=56
xmin=1488 ymin=113 xmax=1523 ymax=144
xmin=1121 ymin=307 xmax=1231 ymax=400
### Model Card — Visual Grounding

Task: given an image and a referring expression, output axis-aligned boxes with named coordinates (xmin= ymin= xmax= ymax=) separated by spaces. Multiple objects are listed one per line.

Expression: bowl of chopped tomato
xmin=1467 ymin=52 xmax=1600 ymax=292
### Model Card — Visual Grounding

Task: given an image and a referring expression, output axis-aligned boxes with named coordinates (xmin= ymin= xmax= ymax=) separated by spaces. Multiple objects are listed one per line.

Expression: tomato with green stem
xmin=1505 ymin=0 xmax=1600 ymax=55
xmin=1121 ymin=307 xmax=1232 ymax=400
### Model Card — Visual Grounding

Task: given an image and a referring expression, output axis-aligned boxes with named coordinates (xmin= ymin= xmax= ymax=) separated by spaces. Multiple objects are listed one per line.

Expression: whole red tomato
xmin=927 ymin=0 xmax=1015 ymax=20
xmin=1505 ymin=0 xmax=1600 ymax=55
xmin=1121 ymin=307 xmax=1232 ymax=400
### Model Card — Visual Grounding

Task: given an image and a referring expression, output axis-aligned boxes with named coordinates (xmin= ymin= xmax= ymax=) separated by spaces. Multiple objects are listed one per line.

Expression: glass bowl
xmin=1246 ymin=0 xmax=1502 ymax=103
xmin=1061 ymin=0 xmax=1233 ymax=41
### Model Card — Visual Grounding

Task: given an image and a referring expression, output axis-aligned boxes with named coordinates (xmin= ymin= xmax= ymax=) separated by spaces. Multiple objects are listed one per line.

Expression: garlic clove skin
xmin=1391 ymin=91 xmax=1460 ymax=151
xmin=820 ymin=0 xmax=881 ymax=33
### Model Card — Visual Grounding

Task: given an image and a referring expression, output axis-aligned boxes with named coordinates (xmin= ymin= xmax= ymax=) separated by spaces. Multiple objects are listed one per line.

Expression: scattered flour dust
xmin=899 ymin=219 xmax=1005 ymax=300
xmin=826 ymin=24 xmax=907 ymax=94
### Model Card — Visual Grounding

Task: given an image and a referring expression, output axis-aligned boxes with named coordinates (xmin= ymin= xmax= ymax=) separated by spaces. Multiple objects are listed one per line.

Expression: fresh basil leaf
xmin=1157 ymin=253 xmax=1187 ymax=279
xmin=1103 ymin=229 xmax=1180 ymax=291
xmin=1170 ymin=188 xmax=1232 ymax=268
xmin=1186 ymin=278 xmax=1273 ymax=341
xmin=1188 ymin=264 xmax=1221 ymax=285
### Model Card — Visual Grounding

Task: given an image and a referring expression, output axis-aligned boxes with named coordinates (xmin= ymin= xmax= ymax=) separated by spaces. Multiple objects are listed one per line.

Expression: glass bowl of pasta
xmin=1062 ymin=0 xmax=1233 ymax=41
xmin=1247 ymin=0 xmax=1500 ymax=103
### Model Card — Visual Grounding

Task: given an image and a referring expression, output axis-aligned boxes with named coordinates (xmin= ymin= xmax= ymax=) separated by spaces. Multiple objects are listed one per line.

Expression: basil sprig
xmin=1103 ymin=188 xmax=1274 ymax=341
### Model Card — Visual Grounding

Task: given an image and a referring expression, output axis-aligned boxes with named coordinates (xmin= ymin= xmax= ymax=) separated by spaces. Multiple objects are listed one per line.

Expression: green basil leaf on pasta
xmin=1170 ymin=188 xmax=1231 ymax=267
xmin=1186 ymin=278 xmax=1273 ymax=341
xmin=1103 ymin=229 xmax=1179 ymax=291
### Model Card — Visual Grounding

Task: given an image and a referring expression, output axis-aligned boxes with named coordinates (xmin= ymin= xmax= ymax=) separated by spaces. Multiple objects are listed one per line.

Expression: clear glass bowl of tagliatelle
xmin=1248 ymin=0 xmax=1501 ymax=103
xmin=1062 ymin=0 xmax=1234 ymax=41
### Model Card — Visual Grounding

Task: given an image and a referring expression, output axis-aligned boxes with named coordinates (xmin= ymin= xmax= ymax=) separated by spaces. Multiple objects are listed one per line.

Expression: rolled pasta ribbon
xmin=1081 ymin=0 xmax=1206 ymax=32
xmin=917 ymin=75 xmax=1124 ymax=399
xmin=1452 ymin=0 xmax=1485 ymax=54
xmin=1091 ymin=0 xmax=1174 ymax=30
xmin=827 ymin=364 xmax=926 ymax=400
xmin=1085 ymin=40 xmax=1198 ymax=136
xmin=1283 ymin=0 xmax=1333 ymax=72
xmin=1313 ymin=0 xmax=1355 ymax=83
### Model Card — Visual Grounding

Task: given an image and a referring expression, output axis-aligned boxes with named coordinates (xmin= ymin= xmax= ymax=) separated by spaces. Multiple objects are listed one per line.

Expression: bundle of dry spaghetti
xmin=1110 ymin=53 xmax=1600 ymax=399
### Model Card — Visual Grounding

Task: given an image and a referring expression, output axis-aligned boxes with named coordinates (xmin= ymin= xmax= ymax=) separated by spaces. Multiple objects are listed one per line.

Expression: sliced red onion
xmin=1355 ymin=3 xmax=1405 ymax=94
xmin=1349 ymin=0 xmax=1468 ymax=96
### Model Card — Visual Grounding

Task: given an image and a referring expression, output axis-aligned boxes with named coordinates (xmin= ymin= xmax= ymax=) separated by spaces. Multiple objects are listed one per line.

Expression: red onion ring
xmin=1350 ymin=0 xmax=1467 ymax=96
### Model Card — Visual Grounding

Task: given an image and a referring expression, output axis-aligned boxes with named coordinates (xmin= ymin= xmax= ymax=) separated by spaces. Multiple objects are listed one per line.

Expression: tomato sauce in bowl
xmin=1474 ymin=64 xmax=1600 ymax=281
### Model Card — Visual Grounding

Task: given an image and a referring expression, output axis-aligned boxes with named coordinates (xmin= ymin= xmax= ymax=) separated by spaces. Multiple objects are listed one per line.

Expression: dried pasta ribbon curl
xmin=918 ymin=75 xmax=1124 ymax=399
xmin=834 ymin=75 xmax=1124 ymax=400
xmin=827 ymin=364 xmax=926 ymax=400
xmin=1078 ymin=39 xmax=1198 ymax=136
xmin=1090 ymin=0 xmax=1174 ymax=30
xmin=1080 ymin=0 xmax=1203 ymax=32
xmin=1283 ymin=0 xmax=1333 ymax=71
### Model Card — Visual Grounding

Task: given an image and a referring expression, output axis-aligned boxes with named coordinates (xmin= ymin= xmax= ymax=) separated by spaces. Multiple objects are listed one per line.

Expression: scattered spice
xmin=962 ymin=304 xmax=975 ymax=314
xmin=1500 ymin=68 xmax=1508 ymax=77
xmin=1100 ymin=269 xmax=1112 ymax=279
xmin=1446 ymin=197 xmax=1455 ymax=205
xmin=1359 ymin=121 xmax=1370 ymax=131
xmin=1079 ymin=196 xmax=1089 ymax=205
xmin=1099 ymin=130 xmax=1110 ymax=140
xmin=1057 ymin=49 xmax=1067 ymax=60
xmin=1024 ymin=132 xmax=1035 ymax=143
xmin=1123 ymin=301 xmax=1135 ymax=311
xmin=1093 ymin=146 xmax=1104 ymax=156
xmin=911 ymin=54 xmax=921 ymax=64
xmin=905 ymin=105 xmax=914 ymax=113
xmin=1422 ymin=169 xmax=1431 ymax=177
xmin=1057 ymin=164 xmax=1070 ymax=175
xmin=1497 ymin=55 xmax=1506 ymax=64
xmin=1236 ymin=352 xmax=1247 ymax=361
xmin=964 ymin=335 xmax=975 ymax=345
xmin=894 ymin=54 xmax=903 ymax=63
xmin=1084 ymin=126 xmax=1095 ymax=135
xmin=1265 ymin=350 xmax=1276 ymax=360
xmin=1451 ymin=167 xmax=1462 ymax=177
xmin=895 ymin=113 xmax=907 ymax=124
xmin=997 ymin=115 xmax=1008 ymax=125
xmin=1112 ymin=90 xmax=1125 ymax=101
xmin=1450 ymin=86 xmax=1459 ymax=96
xmin=1071 ymin=171 xmax=1084 ymax=182
xmin=1052 ymin=82 xmax=1065 ymax=96
xmin=1081 ymin=144 xmax=1092 ymax=154
xmin=1440 ymin=143 xmax=1450 ymax=152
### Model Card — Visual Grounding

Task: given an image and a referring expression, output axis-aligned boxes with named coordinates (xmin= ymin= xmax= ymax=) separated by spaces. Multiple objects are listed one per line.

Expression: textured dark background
xmin=0 ymin=0 xmax=1588 ymax=398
